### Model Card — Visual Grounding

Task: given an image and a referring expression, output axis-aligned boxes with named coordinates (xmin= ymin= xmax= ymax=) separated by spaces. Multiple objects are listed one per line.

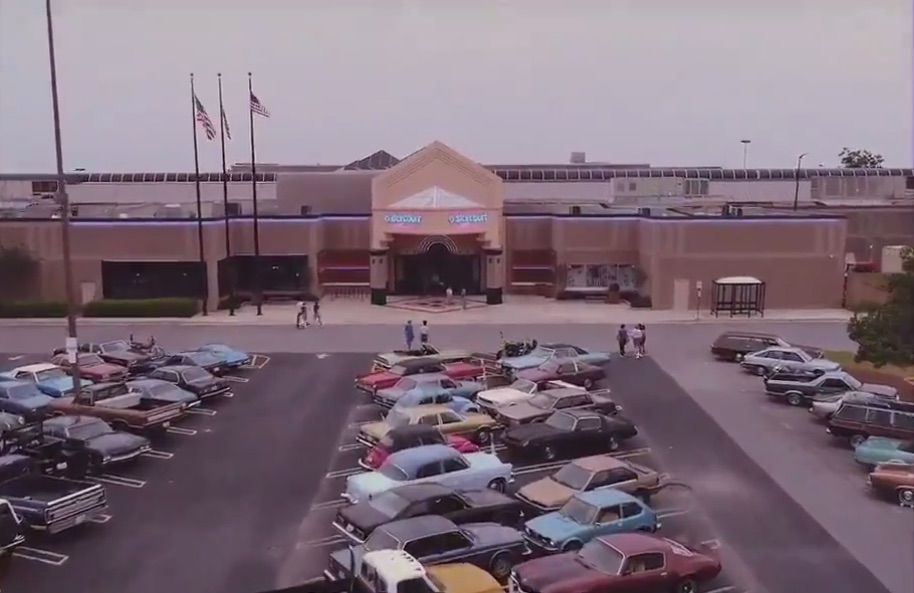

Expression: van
xmin=827 ymin=394 xmax=914 ymax=448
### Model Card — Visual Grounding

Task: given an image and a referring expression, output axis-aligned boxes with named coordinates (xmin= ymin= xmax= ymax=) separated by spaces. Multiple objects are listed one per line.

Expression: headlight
xmin=102 ymin=455 xmax=112 ymax=462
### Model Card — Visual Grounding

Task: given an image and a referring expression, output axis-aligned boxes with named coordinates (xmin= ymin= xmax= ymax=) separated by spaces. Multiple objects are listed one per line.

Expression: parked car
xmin=340 ymin=549 xmax=503 ymax=593
xmin=127 ymin=378 xmax=199 ymax=408
xmin=49 ymin=382 xmax=184 ymax=434
xmin=374 ymin=373 xmax=484 ymax=410
xmin=515 ymin=359 xmax=606 ymax=390
xmin=809 ymin=390 xmax=899 ymax=421
xmin=523 ymin=489 xmax=660 ymax=553
xmin=163 ymin=351 xmax=229 ymax=376
xmin=503 ymin=410 xmax=637 ymax=462
xmin=739 ymin=347 xmax=841 ymax=376
xmin=146 ymin=365 xmax=232 ymax=400
xmin=0 ymin=412 xmax=25 ymax=438
xmin=0 ymin=381 xmax=53 ymax=420
xmin=0 ymin=498 xmax=24 ymax=557
xmin=333 ymin=482 xmax=525 ymax=543
xmin=373 ymin=345 xmax=475 ymax=371
xmin=427 ymin=562 xmax=503 ymax=593
xmin=356 ymin=358 xmax=489 ymax=394
xmin=42 ymin=415 xmax=150 ymax=472
xmin=763 ymin=369 xmax=896 ymax=407
xmin=344 ymin=444 xmax=513 ymax=503
xmin=390 ymin=390 xmax=480 ymax=416
xmin=358 ymin=405 xmax=499 ymax=447
xmin=0 ymin=418 xmax=91 ymax=478
xmin=1 ymin=364 xmax=90 ymax=398
xmin=73 ymin=340 xmax=158 ymax=373
xmin=510 ymin=532 xmax=722 ymax=593
xmin=52 ymin=353 xmax=129 ymax=383
xmin=325 ymin=515 xmax=529 ymax=583
xmin=516 ymin=455 xmax=661 ymax=513
xmin=866 ymin=462 xmax=914 ymax=508
xmin=854 ymin=437 xmax=914 ymax=468
xmin=475 ymin=379 xmax=580 ymax=416
xmin=500 ymin=344 xmax=610 ymax=373
xmin=360 ymin=425 xmax=479 ymax=471
xmin=0 ymin=453 xmax=107 ymax=533
xmin=827 ymin=394 xmax=914 ymax=447
xmin=710 ymin=331 xmax=822 ymax=362
xmin=195 ymin=343 xmax=252 ymax=369
xmin=496 ymin=387 xmax=618 ymax=427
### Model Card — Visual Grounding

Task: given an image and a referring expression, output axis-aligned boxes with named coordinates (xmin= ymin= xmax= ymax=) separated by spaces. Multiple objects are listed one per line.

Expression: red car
xmin=355 ymin=357 xmax=485 ymax=394
xmin=516 ymin=358 xmax=606 ymax=390
xmin=52 ymin=353 xmax=129 ymax=383
xmin=358 ymin=424 xmax=479 ymax=470
xmin=511 ymin=532 xmax=721 ymax=593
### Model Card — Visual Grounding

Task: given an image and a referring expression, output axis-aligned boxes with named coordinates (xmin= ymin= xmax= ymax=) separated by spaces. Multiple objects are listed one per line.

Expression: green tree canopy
xmin=848 ymin=248 xmax=914 ymax=367
xmin=839 ymin=147 xmax=884 ymax=168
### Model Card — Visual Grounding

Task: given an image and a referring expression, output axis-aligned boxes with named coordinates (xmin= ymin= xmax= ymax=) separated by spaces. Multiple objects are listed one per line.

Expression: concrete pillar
xmin=206 ymin=259 xmax=220 ymax=313
xmin=370 ymin=249 xmax=388 ymax=305
xmin=484 ymin=248 xmax=504 ymax=305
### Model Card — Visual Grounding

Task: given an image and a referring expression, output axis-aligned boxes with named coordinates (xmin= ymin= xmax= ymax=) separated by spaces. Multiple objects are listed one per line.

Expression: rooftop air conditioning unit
xmin=570 ymin=152 xmax=586 ymax=164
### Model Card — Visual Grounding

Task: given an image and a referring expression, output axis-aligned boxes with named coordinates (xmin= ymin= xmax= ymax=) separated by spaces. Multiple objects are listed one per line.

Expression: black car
xmin=0 ymin=498 xmax=24 ymax=557
xmin=147 ymin=365 xmax=231 ymax=400
xmin=42 ymin=415 xmax=150 ymax=472
xmin=502 ymin=409 xmax=637 ymax=462
xmin=710 ymin=331 xmax=823 ymax=362
xmin=763 ymin=369 xmax=896 ymax=407
xmin=0 ymin=419 xmax=91 ymax=478
xmin=360 ymin=424 xmax=467 ymax=470
xmin=163 ymin=352 xmax=227 ymax=376
xmin=71 ymin=340 xmax=157 ymax=373
xmin=333 ymin=483 xmax=525 ymax=543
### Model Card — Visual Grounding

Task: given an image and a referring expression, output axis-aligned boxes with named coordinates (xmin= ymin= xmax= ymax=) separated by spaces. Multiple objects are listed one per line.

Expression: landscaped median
xmin=827 ymin=350 xmax=914 ymax=402
xmin=0 ymin=300 xmax=69 ymax=318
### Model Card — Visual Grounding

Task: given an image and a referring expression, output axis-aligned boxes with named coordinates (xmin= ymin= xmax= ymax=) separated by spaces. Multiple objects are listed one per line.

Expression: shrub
xmin=628 ymin=294 xmax=653 ymax=308
xmin=619 ymin=289 xmax=639 ymax=302
xmin=83 ymin=298 xmax=199 ymax=318
xmin=0 ymin=300 xmax=69 ymax=318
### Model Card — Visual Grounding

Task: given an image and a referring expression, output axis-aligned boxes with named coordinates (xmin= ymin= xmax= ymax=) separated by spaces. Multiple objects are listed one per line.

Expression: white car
xmin=475 ymin=378 xmax=579 ymax=415
xmin=740 ymin=347 xmax=840 ymax=376
xmin=343 ymin=444 xmax=513 ymax=503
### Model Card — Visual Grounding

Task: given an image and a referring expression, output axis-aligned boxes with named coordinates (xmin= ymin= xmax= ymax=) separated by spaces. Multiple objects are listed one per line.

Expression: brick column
xmin=370 ymin=249 xmax=388 ymax=305
xmin=484 ymin=248 xmax=504 ymax=305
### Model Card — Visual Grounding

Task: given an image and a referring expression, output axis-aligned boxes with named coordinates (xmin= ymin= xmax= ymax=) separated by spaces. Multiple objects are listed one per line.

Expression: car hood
xmin=360 ymin=422 xmax=390 ymax=441
xmin=505 ymin=422 xmax=558 ymax=444
xmin=38 ymin=376 xmax=81 ymax=396
xmin=375 ymin=387 xmax=405 ymax=401
xmin=464 ymin=522 xmax=523 ymax=547
xmin=346 ymin=472 xmax=398 ymax=502
xmin=859 ymin=437 xmax=904 ymax=452
xmin=860 ymin=383 xmax=898 ymax=398
xmin=359 ymin=372 xmax=396 ymax=386
xmin=461 ymin=488 xmax=515 ymax=508
xmin=515 ymin=369 xmax=553 ymax=383
xmin=12 ymin=394 xmax=54 ymax=411
xmin=526 ymin=513 xmax=589 ymax=542
xmin=501 ymin=355 xmax=550 ymax=370
xmin=499 ymin=402 xmax=549 ymax=422
xmin=517 ymin=476 xmax=576 ymax=509
xmin=86 ymin=432 xmax=150 ymax=456
xmin=477 ymin=388 xmax=530 ymax=406
xmin=338 ymin=501 xmax=394 ymax=533
xmin=514 ymin=553 xmax=603 ymax=591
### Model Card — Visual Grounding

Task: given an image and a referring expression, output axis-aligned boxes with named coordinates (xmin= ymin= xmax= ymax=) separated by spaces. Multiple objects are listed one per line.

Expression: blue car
xmin=854 ymin=437 xmax=914 ymax=467
xmin=0 ymin=380 xmax=54 ymax=420
xmin=523 ymin=489 xmax=659 ymax=553
xmin=373 ymin=373 xmax=483 ymax=410
xmin=501 ymin=343 xmax=611 ymax=373
xmin=1 ymin=364 xmax=92 ymax=398
xmin=389 ymin=388 xmax=480 ymax=416
xmin=196 ymin=344 xmax=252 ymax=369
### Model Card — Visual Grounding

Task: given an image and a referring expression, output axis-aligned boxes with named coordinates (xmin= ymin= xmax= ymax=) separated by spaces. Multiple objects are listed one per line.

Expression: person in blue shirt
xmin=404 ymin=320 xmax=415 ymax=350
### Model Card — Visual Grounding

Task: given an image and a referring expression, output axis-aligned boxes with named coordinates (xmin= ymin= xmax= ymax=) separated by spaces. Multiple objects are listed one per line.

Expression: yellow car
xmin=428 ymin=563 xmax=503 ymax=593
xmin=358 ymin=405 xmax=498 ymax=447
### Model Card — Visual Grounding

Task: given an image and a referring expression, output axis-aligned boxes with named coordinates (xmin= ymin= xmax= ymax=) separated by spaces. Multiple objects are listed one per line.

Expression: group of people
xmin=295 ymin=299 xmax=322 ymax=329
xmin=403 ymin=319 xmax=430 ymax=350
xmin=617 ymin=323 xmax=648 ymax=358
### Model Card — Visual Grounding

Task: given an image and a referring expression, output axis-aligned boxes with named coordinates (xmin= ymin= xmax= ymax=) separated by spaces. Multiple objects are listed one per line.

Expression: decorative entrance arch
xmin=416 ymin=235 xmax=458 ymax=254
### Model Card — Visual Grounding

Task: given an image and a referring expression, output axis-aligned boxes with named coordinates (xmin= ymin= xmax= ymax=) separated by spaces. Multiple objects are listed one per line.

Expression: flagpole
xmin=217 ymin=73 xmax=235 ymax=316
xmin=248 ymin=72 xmax=263 ymax=316
xmin=190 ymin=73 xmax=208 ymax=316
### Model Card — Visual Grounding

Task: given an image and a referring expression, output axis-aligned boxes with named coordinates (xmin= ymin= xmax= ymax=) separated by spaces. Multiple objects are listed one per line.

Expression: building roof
xmin=342 ymin=150 xmax=401 ymax=171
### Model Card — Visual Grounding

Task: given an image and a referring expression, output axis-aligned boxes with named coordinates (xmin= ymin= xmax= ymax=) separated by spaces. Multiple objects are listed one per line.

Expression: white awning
xmin=715 ymin=276 xmax=763 ymax=285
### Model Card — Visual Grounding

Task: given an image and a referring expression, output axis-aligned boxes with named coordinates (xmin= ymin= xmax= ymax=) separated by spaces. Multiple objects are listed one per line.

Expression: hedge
xmin=627 ymin=295 xmax=653 ymax=308
xmin=0 ymin=300 xmax=69 ymax=318
xmin=82 ymin=298 xmax=199 ymax=318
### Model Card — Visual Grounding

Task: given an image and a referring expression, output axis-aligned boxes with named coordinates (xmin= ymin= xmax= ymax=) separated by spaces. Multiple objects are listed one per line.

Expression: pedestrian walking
xmin=295 ymin=299 xmax=306 ymax=329
xmin=312 ymin=299 xmax=323 ymax=326
xmin=616 ymin=324 xmax=629 ymax=356
xmin=420 ymin=320 xmax=429 ymax=345
xmin=404 ymin=320 xmax=415 ymax=351
xmin=445 ymin=286 xmax=453 ymax=305
xmin=638 ymin=323 xmax=647 ymax=356
xmin=460 ymin=287 xmax=467 ymax=310
xmin=629 ymin=324 xmax=645 ymax=359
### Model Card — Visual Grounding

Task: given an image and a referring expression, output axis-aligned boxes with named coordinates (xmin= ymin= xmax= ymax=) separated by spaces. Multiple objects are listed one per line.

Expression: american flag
xmin=250 ymin=92 xmax=270 ymax=118
xmin=221 ymin=106 xmax=232 ymax=140
xmin=194 ymin=96 xmax=216 ymax=141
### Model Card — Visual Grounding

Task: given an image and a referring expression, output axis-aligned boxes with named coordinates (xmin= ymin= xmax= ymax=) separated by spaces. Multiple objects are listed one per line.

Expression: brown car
xmin=515 ymin=454 xmax=662 ymax=512
xmin=867 ymin=462 xmax=914 ymax=508
xmin=357 ymin=405 xmax=498 ymax=447
xmin=496 ymin=387 xmax=618 ymax=427
xmin=52 ymin=353 xmax=128 ymax=383
xmin=515 ymin=358 xmax=605 ymax=390
xmin=49 ymin=382 xmax=184 ymax=433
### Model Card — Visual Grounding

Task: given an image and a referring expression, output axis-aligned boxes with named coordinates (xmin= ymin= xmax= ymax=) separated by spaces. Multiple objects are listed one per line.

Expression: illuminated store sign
xmin=449 ymin=213 xmax=488 ymax=225
xmin=384 ymin=214 xmax=422 ymax=224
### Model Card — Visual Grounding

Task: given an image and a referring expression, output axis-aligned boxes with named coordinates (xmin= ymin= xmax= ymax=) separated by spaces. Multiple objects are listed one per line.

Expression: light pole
xmin=740 ymin=139 xmax=751 ymax=168
xmin=793 ymin=152 xmax=808 ymax=211
xmin=45 ymin=0 xmax=81 ymax=392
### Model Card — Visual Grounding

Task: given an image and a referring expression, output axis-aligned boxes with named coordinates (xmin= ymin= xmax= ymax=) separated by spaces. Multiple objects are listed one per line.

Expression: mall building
xmin=1 ymin=142 xmax=912 ymax=311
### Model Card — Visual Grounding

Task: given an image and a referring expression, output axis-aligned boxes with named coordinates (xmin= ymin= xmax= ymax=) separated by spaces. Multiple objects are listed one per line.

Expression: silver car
xmin=809 ymin=388 xmax=899 ymax=420
xmin=740 ymin=347 xmax=840 ymax=376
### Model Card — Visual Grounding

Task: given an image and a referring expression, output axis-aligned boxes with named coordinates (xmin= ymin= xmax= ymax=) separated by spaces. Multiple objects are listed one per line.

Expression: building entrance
xmin=394 ymin=242 xmax=481 ymax=295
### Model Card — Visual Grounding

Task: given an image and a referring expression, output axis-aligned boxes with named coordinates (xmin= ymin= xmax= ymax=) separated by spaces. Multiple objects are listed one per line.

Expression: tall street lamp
xmin=793 ymin=152 xmax=808 ymax=211
xmin=740 ymin=139 xmax=751 ymax=168
xmin=45 ymin=0 xmax=81 ymax=391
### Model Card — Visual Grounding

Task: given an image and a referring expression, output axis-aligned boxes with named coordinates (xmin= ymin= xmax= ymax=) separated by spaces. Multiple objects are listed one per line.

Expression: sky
xmin=0 ymin=0 xmax=911 ymax=172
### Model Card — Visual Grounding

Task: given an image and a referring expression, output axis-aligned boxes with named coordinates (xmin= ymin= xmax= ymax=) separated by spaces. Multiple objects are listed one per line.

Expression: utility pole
xmin=740 ymin=139 xmax=751 ymax=169
xmin=793 ymin=152 xmax=808 ymax=211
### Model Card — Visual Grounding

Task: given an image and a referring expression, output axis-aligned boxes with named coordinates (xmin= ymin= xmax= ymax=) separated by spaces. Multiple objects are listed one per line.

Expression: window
xmin=762 ymin=351 xmax=781 ymax=359
xmin=620 ymin=502 xmax=643 ymax=518
xmin=299 ymin=205 xmax=312 ymax=216
xmin=431 ymin=531 xmax=472 ymax=553
xmin=558 ymin=363 xmax=576 ymax=374
xmin=416 ymin=462 xmax=442 ymax=478
xmin=821 ymin=379 xmax=852 ymax=390
xmin=906 ymin=176 xmax=914 ymax=190
xmin=576 ymin=416 xmax=602 ymax=431
xmin=893 ymin=414 xmax=914 ymax=432
xmin=431 ymin=496 xmax=466 ymax=514
xmin=225 ymin=202 xmax=242 ymax=217
xmin=404 ymin=536 xmax=436 ymax=558
xmin=605 ymin=468 xmax=638 ymax=484
xmin=865 ymin=408 xmax=892 ymax=427
xmin=418 ymin=414 xmax=439 ymax=426
xmin=899 ymin=439 xmax=914 ymax=452
xmin=566 ymin=394 xmax=590 ymax=407
xmin=782 ymin=352 xmax=804 ymax=362
xmin=31 ymin=180 xmax=58 ymax=194
xmin=418 ymin=396 xmax=435 ymax=405
xmin=440 ymin=379 xmax=458 ymax=390
xmin=628 ymin=181 xmax=637 ymax=191
xmin=834 ymin=405 xmax=867 ymax=422
xmin=439 ymin=411 xmax=461 ymax=424
xmin=441 ymin=457 xmax=468 ymax=473
xmin=624 ymin=553 xmax=665 ymax=574
xmin=433 ymin=393 xmax=452 ymax=405
xmin=596 ymin=505 xmax=622 ymax=524
xmin=684 ymin=179 xmax=709 ymax=196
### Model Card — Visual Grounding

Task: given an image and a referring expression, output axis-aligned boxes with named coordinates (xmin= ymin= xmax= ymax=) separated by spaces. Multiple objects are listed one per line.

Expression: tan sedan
xmin=357 ymin=404 xmax=498 ymax=448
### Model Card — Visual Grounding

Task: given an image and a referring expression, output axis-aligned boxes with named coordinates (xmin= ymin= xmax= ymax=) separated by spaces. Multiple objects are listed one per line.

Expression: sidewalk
xmin=0 ymin=295 xmax=852 ymax=327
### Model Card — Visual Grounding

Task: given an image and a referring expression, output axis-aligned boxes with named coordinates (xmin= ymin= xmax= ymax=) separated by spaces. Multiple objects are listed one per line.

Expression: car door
xmin=890 ymin=412 xmax=914 ymax=441
xmin=417 ymin=531 xmax=478 ymax=565
xmin=619 ymin=501 xmax=650 ymax=531
xmin=618 ymin=553 xmax=670 ymax=593
xmin=819 ymin=378 xmax=852 ymax=395
xmin=593 ymin=503 xmax=624 ymax=538
xmin=415 ymin=460 xmax=445 ymax=485
xmin=865 ymin=407 xmax=894 ymax=438
xmin=593 ymin=467 xmax=640 ymax=494
xmin=437 ymin=456 xmax=472 ymax=488
xmin=438 ymin=410 xmax=472 ymax=437
xmin=430 ymin=493 xmax=472 ymax=522
xmin=556 ymin=362 xmax=578 ymax=382
xmin=573 ymin=416 xmax=605 ymax=453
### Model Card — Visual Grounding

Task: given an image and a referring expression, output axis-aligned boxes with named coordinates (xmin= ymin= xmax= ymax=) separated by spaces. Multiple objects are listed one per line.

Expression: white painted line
xmin=704 ymin=587 xmax=737 ymax=593
xmin=701 ymin=538 xmax=721 ymax=549
xmin=223 ymin=375 xmax=249 ymax=383
xmin=13 ymin=546 xmax=69 ymax=566
xmin=338 ymin=443 xmax=364 ymax=452
xmin=94 ymin=474 xmax=146 ymax=488
xmin=89 ymin=513 xmax=113 ymax=524
xmin=317 ymin=353 xmax=330 ymax=359
xmin=244 ymin=354 xmax=270 ymax=369
xmin=326 ymin=467 xmax=363 ymax=479
xmin=167 ymin=426 xmax=197 ymax=436
xmin=222 ymin=391 xmax=235 ymax=398
xmin=7 ymin=355 xmax=24 ymax=361
xmin=142 ymin=449 xmax=174 ymax=460
xmin=656 ymin=508 xmax=690 ymax=519
xmin=302 ymin=535 xmax=346 ymax=548
xmin=311 ymin=498 xmax=347 ymax=511
xmin=186 ymin=407 xmax=217 ymax=416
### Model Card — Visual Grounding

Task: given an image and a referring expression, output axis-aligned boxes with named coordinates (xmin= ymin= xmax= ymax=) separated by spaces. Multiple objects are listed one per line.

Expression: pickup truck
xmin=0 ymin=454 xmax=107 ymax=534
xmin=1 ymin=420 xmax=92 ymax=478
xmin=0 ymin=498 xmax=24 ymax=557
xmin=49 ymin=382 xmax=184 ymax=434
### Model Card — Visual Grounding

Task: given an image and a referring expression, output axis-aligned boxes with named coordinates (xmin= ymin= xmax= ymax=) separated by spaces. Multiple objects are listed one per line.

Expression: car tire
xmin=898 ymin=487 xmax=914 ymax=508
xmin=476 ymin=428 xmax=491 ymax=445
xmin=488 ymin=552 xmax=514 ymax=582
xmin=849 ymin=433 xmax=867 ymax=448
xmin=786 ymin=392 xmax=803 ymax=406
xmin=542 ymin=445 xmax=557 ymax=461
xmin=562 ymin=540 xmax=582 ymax=552
xmin=674 ymin=578 xmax=699 ymax=593
xmin=607 ymin=436 xmax=619 ymax=452
xmin=488 ymin=478 xmax=507 ymax=493
xmin=754 ymin=365 xmax=768 ymax=376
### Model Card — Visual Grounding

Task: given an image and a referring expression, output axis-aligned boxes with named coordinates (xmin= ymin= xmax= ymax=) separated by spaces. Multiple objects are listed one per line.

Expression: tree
xmin=839 ymin=147 xmax=884 ymax=168
xmin=848 ymin=248 xmax=914 ymax=367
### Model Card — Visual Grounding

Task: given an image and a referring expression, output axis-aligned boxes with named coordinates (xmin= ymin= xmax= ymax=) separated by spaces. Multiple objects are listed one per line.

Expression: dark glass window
xmin=101 ymin=261 xmax=206 ymax=299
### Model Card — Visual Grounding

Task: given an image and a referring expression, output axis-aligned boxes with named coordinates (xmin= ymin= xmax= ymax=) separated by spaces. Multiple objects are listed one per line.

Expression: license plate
xmin=74 ymin=514 xmax=86 ymax=525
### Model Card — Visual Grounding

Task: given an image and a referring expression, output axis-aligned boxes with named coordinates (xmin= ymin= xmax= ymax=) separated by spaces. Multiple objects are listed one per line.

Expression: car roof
xmin=561 ymin=408 xmax=603 ymax=419
xmin=400 ymin=404 xmax=453 ymax=419
xmin=718 ymin=331 xmax=780 ymax=339
xmin=45 ymin=414 xmax=102 ymax=428
xmin=541 ymin=387 xmax=586 ymax=398
xmin=576 ymin=488 xmax=640 ymax=506
xmin=80 ymin=382 xmax=125 ymax=392
xmin=841 ymin=393 xmax=914 ymax=411
xmin=388 ymin=482 xmax=454 ymax=501
xmin=387 ymin=424 xmax=440 ymax=438
xmin=396 ymin=357 xmax=443 ymax=369
xmin=157 ymin=365 xmax=196 ymax=372
xmin=362 ymin=550 xmax=426 ymax=580
xmin=572 ymin=454 xmax=629 ymax=472
xmin=379 ymin=515 xmax=457 ymax=540
xmin=387 ymin=444 xmax=459 ymax=469
xmin=127 ymin=378 xmax=170 ymax=387
xmin=407 ymin=373 xmax=450 ymax=383
xmin=596 ymin=532 xmax=666 ymax=555
xmin=13 ymin=363 xmax=59 ymax=373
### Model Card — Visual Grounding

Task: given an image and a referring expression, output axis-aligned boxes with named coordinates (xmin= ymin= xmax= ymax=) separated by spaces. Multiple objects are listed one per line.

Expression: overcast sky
xmin=0 ymin=0 xmax=910 ymax=172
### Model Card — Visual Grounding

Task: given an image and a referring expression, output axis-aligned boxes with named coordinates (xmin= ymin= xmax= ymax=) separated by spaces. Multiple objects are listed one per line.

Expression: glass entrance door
xmin=395 ymin=243 xmax=480 ymax=295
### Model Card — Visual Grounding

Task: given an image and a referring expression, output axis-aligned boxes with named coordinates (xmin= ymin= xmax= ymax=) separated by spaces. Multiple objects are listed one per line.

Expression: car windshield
xmin=559 ymin=497 xmax=599 ymax=524
xmin=368 ymin=491 xmax=412 ymax=518
xmin=101 ymin=340 xmax=129 ymax=352
xmin=529 ymin=393 xmax=558 ymax=410
xmin=5 ymin=384 xmax=43 ymax=400
xmin=378 ymin=463 xmax=409 ymax=481
xmin=386 ymin=410 xmax=410 ymax=428
xmin=509 ymin=379 xmax=537 ymax=393
xmin=578 ymin=540 xmax=624 ymax=574
xmin=394 ymin=378 xmax=417 ymax=390
xmin=364 ymin=528 xmax=401 ymax=552
xmin=36 ymin=368 xmax=68 ymax=381
xmin=79 ymin=354 xmax=105 ymax=366
xmin=545 ymin=412 xmax=575 ymax=431
xmin=181 ymin=368 xmax=210 ymax=382
xmin=845 ymin=375 xmax=862 ymax=390
xmin=553 ymin=462 xmax=593 ymax=490
xmin=389 ymin=365 xmax=408 ymax=376
xmin=69 ymin=420 xmax=114 ymax=440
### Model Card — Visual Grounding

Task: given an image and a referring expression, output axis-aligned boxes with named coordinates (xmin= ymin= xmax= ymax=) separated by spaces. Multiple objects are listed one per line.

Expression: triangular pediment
xmin=388 ymin=186 xmax=485 ymax=209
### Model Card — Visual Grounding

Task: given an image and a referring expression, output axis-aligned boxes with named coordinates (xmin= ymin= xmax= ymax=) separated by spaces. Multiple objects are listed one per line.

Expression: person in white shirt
xmin=296 ymin=300 xmax=307 ymax=329
xmin=420 ymin=320 xmax=429 ymax=344
xmin=629 ymin=325 xmax=644 ymax=358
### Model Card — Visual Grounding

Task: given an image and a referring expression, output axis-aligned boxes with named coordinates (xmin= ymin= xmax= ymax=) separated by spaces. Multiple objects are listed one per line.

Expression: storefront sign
xmin=384 ymin=214 xmax=422 ymax=225
xmin=449 ymin=213 xmax=488 ymax=225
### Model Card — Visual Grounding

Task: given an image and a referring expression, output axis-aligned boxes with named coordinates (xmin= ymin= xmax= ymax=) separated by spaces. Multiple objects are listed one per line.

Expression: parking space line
xmin=701 ymin=538 xmax=722 ymax=549
xmin=167 ymin=426 xmax=197 ymax=436
xmin=89 ymin=513 xmax=113 ymax=524
xmin=142 ymin=449 xmax=174 ymax=460
xmin=186 ymin=407 xmax=217 ymax=416
xmin=656 ymin=507 xmax=690 ymax=519
xmin=222 ymin=391 xmax=235 ymax=398
xmin=337 ymin=443 xmax=363 ymax=452
xmin=223 ymin=375 xmax=249 ymax=383
xmin=241 ymin=354 xmax=270 ymax=370
xmin=310 ymin=499 xmax=346 ymax=511
xmin=326 ymin=467 xmax=363 ymax=479
xmin=704 ymin=587 xmax=737 ymax=593
xmin=302 ymin=535 xmax=346 ymax=548
xmin=7 ymin=355 xmax=24 ymax=361
xmin=347 ymin=420 xmax=378 ymax=428
xmin=13 ymin=546 xmax=69 ymax=566
xmin=93 ymin=474 xmax=146 ymax=488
